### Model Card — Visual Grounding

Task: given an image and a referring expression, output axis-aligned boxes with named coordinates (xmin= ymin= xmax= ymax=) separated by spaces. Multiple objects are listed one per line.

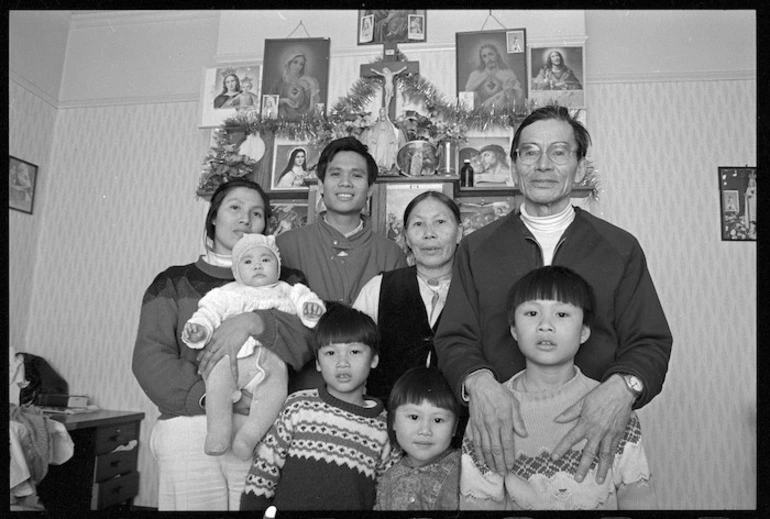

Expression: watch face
xmin=627 ymin=375 xmax=643 ymax=393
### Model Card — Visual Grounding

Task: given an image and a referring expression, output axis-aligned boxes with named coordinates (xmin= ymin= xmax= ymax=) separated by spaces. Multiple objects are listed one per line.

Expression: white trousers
xmin=150 ymin=415 xmax=251 ymax=511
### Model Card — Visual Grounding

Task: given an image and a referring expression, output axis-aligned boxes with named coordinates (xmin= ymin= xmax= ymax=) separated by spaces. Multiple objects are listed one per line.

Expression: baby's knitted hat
xmin=231 ymin=233 xmax=281 ymax=282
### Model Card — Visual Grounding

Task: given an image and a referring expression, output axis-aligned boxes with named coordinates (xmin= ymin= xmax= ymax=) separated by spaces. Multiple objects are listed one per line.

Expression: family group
xmin=132 ymin=105 xmax=672 ymax=512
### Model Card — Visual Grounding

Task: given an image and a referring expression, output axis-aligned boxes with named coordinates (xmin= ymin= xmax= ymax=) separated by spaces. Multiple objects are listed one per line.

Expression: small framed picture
xmin=199 ymin=64 xmax=261 ymax=128
xmin=261 ymin=38 xmax=330 ymax=121
xmin=357 ymin=10 xmax=427 ymax=45
xmin=529 ymin=45 xmax=585 ymax=108
xmin=457 ymin=195 xmax=517 ymax=236
xmin=719 ymin=166 xmax=757 ymax=241
xmin=458 ymin=130 xmax=515 ymax=191
xmin=9 ymin=156 xmax=38 ymax=214
xmin=262 ymin=94 xmax=279 ymax=119
xmin=268 ymin=199 xmax=310 ymax=236
xmin=270 ymin=138 xmax=324 ymax=193
xmin=456 ymin=29 xmax=527 ymax=113
xmin=376 ymin=178 xmax=453 ymax=254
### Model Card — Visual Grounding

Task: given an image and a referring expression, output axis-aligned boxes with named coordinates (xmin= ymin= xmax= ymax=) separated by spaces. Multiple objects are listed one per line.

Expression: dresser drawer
xmin=94 ymin=421 xmax=138 ymax=455
xmin=91 ymin=471 xmax=140 ymax=510
xmin=94 ymin=449 xmax=139 ymax=482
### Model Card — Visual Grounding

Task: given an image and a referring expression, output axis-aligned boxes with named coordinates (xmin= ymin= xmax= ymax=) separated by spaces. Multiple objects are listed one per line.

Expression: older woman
xmin=353 ymin=191 xmax=463 ymax=403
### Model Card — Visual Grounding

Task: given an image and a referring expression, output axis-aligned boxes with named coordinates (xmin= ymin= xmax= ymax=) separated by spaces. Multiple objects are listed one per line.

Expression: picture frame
xmin=9 ymin=156 xmax=38 ymax=214
xmin=357 ymin=10 xmax=427 ymax=45
xmin=456 ymin=29 xmax=527 ymax=112
xmin=268 ymin=199 xmax=310 ymax=237
xmin=199 ymin=64 xmax=261 ymax=128
xmin=376 ymin=178 xmax=453 ymax=254
xmin=529 ymin=45 xmax=586 ymax=108
xmin=270 ymin=138 xmax=323 ymax=193
xmin=457 ymin=129 xmax=516 ymax=191
xmin=261 ymin=38 xmax=330 ymax=121
xmin=719 ymin=166 xmax=757 ymax=241
xmin=457 ymin=194 xmax=518 ymax=236
xmin=261 ymin=94 xmax=279 ymax=120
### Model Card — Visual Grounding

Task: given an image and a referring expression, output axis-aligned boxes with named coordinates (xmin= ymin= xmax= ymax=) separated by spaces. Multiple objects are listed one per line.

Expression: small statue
xmin=365 ymin=107 xmax=405 ymax=175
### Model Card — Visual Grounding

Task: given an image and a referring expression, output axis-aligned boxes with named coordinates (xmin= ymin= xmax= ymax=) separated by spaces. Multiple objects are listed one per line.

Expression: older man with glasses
xmin=435 ymin=105 xmax=672 ymax=490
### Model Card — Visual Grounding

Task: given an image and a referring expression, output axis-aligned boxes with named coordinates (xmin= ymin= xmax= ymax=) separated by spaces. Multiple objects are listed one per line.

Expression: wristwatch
xmin=619 ymin=373 xmax=644 ymax=400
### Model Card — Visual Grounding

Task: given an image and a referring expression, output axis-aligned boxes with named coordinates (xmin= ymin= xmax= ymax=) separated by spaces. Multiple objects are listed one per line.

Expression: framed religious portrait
xmin=9 ymin=156 xmax=38 ymax=214
xmin=268 ymin=199 xmax=310 ymax=237
xmin=199 ymin=64 xmax=261 ymax=128
xmin=270 ymin=138 xmax=323 ymax=193
xmin=529 ymin=45 xmax=586 ymax=108
xmin=375 ymin=178 xmax=453 ymax=254
xmin=719 ymin=166 xmax=757 ymax=241
xmin=456 ymin=29 xmax=527 ymax=113
xmin=456 ymin=195 xmax=517 ymax=236
xmin=357 ymin=10 xmax=427 ymax=45
xmin=261 ymin=38 xmax=330 ymax=121
xmin=261 ymin=94 xmax=279 ymax=119
xmin=457 ymin=129 xmax=516 ymax=191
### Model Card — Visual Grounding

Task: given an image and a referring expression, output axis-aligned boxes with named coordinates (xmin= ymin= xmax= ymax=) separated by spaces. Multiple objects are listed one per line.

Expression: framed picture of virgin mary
xmin=261 ymin=38 xmax=330 ymax=121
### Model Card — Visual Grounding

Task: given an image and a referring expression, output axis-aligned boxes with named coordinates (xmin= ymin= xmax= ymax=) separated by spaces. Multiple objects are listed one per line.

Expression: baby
xmin=183 ymin=233 xmax=324 ymax=459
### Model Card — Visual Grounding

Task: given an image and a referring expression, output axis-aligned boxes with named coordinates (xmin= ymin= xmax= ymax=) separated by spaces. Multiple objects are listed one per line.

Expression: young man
xmin=276 ymin=137 xmax=407 ymax=390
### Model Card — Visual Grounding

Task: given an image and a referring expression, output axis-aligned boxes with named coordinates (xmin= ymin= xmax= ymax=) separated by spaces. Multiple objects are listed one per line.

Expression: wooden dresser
xmin=37 ymin=410 xmax=145 ymax=512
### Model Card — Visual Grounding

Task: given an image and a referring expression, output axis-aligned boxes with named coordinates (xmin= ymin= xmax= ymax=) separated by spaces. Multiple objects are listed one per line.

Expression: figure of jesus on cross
xmin=360 ymin=43 xmax=419 ymax=120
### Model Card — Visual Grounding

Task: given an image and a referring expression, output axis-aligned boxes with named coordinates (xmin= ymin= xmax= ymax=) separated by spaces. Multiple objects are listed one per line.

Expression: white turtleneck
xmin=518 ymin=204 xmax=575 ymax=265
xmin=204 ymin=249 xmax=233 ymax=268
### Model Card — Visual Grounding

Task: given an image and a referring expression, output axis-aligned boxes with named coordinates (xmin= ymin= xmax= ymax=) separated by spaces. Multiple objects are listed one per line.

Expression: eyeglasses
xmin=515 ymin=143 xmax=577 ymax=165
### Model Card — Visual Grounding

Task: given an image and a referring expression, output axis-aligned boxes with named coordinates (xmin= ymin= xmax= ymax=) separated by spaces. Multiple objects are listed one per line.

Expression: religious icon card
xmin=456 ymin=30 xmax=527 ymax=113
xmin=719 ymin=166 xmax=757 ymax=241
xmin=9 ymin=156 xmax=38 ymax=215
xmin=458 ymin=129 xmax=516 ymax=191
xmin=529 ymin=44 xmax=586 ymax=108
xmin=358 ymin=10 xmax=427 ymax=45
xmin=261 ymin=38 xmax=330 ymax=121
xmin=199 ymin=63 xmax=261 ymax=128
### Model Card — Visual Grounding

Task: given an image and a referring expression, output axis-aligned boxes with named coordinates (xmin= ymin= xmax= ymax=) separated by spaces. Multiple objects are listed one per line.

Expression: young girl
xmin=375 ymin=367 xmax=461 ymax=511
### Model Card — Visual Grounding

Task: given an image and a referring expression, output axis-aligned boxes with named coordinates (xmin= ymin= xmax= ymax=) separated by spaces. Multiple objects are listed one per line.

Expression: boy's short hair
xmin=313 ymin=303 xmax=380 ymax=358
xmin=386 ymin=367 xmax=460 ymax=447
xmin=506 ymin=266 xmax=595 ymax=327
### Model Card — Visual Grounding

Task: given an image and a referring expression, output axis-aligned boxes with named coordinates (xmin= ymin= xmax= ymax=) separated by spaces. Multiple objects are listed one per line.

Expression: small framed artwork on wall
xmin=199 ymin=64 xmax=261 ymax=128
xmin=358 ymin=10 xmax=427 ymax=45
xmin=458 ymin=129 xmax=516 ymax=191
xmin=268 ymin=199 xmax=310 ymax=237
xmin=529 ymin=44 xmax=586 ymax=108
xmin=719 ymin=166 xmax=756 ymax=241
xmin=270 ymin=138 xmax=323 ymax=193
xmin=9 ymin=156 xmax=38 ymax=215
xmin=457 ymin=195 xmax=517 ymax=236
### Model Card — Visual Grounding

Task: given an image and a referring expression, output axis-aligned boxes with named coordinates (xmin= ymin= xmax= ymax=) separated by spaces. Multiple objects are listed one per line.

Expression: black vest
xmin=367 ymin=266 xmax=441 ymax=403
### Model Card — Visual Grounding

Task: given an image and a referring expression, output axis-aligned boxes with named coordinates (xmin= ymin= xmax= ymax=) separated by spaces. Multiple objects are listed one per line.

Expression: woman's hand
xmin=197 ymin=312 xmax=265 ymax=381
xmin=465 ymin=370 xmax=527 ymax=475
xmin=551 ymin=374 xmax=635 ymax=483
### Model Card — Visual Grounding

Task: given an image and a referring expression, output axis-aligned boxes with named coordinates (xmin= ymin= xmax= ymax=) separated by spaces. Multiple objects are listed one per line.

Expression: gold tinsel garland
xmin=198 ymin=51 xmax=600 ymax=200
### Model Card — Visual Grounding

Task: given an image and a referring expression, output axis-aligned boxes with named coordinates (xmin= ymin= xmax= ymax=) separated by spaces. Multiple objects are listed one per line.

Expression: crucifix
xmin=360 ymin=42 xmax=419 ymax=121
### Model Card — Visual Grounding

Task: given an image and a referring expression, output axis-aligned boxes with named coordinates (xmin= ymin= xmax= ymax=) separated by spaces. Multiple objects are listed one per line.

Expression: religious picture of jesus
xmin=529 ymin=44 xmax=585 ymax=108
xmin=456 ymin=30 xmax=527 ymax=114
xmin=261 ymin=38 xmax=330 ymax=121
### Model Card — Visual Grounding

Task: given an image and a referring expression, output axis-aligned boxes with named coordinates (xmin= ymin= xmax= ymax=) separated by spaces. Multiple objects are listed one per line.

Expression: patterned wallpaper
xmin=10 ymin=76 xmax=755 ymax=509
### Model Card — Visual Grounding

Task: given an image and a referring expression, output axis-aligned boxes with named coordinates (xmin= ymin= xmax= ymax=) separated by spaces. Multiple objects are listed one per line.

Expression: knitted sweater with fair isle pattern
xmin=240 ymin=385 xmax=391 ymax=511
xmin=460 ymin=368 xmax=655 ymax=510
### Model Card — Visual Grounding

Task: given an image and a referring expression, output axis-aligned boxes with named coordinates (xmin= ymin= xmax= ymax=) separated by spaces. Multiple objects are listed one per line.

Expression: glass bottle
xmin=460 ymin=159 xmax=474 ymax=187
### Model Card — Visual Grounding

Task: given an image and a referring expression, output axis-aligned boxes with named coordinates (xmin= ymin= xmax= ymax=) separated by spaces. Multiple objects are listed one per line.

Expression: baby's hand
xmin=303 ymin=302 xmax=325 ymax=321
xmin=184 ymin=323 xmax=206 ymax=343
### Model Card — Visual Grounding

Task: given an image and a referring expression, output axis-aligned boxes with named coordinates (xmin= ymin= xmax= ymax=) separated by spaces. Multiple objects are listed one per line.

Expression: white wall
xmin=9 ymin=9 xmax=756 ymax=511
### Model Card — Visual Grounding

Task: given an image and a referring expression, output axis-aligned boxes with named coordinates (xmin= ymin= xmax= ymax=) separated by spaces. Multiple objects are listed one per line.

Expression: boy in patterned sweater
xmin=240 ymin=304 xmax=391 ymax=511
xmin=461 ymin=266 xmax=657 ymax=510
